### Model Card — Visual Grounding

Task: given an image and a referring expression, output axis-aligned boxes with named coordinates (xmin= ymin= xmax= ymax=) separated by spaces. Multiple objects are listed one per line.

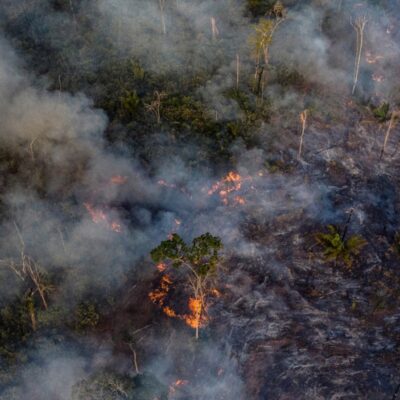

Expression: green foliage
xmin=246 ymin=0 xmax=277 ymax=17
xmin=0 ymin=299 xmax=32 ymax=360
xmin=151 ymin=233 xmax=222 ymax=277
xmin=275 ymin=64 xmax=306 ymax=89
xmin=225 ymin=89 xmax=271 ymax=144
xmin=162 ymin=95 xmax=217 ymax=135
xmin=250 ymin=19 xmax=276 ymax=58
xmin=131 ymin=62 xmax=146 ymax=81
xmin=249 ymin=2 xmax=285 ymax=64
xmin=372 ymin=102 xmax=391 ymax=122
xmin=37 ymin=305 xmax=67 ymax=329
xmin=72 ymin=372 xmax=132 ymax=400
xmin=264 ymin=159 xmax=292 ymax=173
xmin=73 ymin=302 xmax=99 ymax=333
xmin=315 ymin=225 xmax=366 ymax=267
xmin=119 ymin=91 xmax=141 ymax=118
xmin=72 ymin=372 xmax=167 ymax=400
xmin=392 ymin=232 xmax=400 ymax=255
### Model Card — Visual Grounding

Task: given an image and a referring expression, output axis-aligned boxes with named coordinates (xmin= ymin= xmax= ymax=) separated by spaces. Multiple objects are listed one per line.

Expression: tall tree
xmin=249 ymin=1 xmax=286 ymax=94
xmin=351 ymin=15 xmax=368 ymax=95
xmin=150 ymin=233 xmax=222 ymax=339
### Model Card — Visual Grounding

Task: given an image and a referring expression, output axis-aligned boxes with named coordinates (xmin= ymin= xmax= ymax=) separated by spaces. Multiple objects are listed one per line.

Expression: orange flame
xmin=300 ymin=111 xmax=307 ymax=124
xmin=158 ymin=179 xmax=177 ymax=189
xmin=148 ymin=274 xmax=173 ymax=306
xmin=83 ymin=202 xmax=122 ymax=233
xmin=208 ymin=171 xmax=250 ymax=205
xmin=211 ymin=288 xmax=222 ymax=297
xmin=84 ymin=202 xmax=107 ymax=223
xmin=110 ymin=221 xmax=122 ymax=233
xmin=169 ymin=379 xmax=189 ymax=397
xmin=163 ymin=306 xmax=178 ymax=318
xmin=157 ymin=180 xmax=192 ymax=198
xmin=156 ymin=263 xmax=167 ymax=272
xmin=149 ymin=272 xmax=210 ymax=331
xmin=110 ymin=175 xmax=128 ymax=185
xmin=372 ymin=73 xmax=384 ymax=83
xmin=365 ymin=51 xmax=383 ymax=64
xmin=184 ymin=297 xmax=203 ymax=329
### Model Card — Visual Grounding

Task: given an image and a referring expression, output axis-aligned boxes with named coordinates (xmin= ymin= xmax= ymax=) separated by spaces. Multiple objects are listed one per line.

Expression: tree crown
xmin=150 ymin=233 xmax=222 ymax=277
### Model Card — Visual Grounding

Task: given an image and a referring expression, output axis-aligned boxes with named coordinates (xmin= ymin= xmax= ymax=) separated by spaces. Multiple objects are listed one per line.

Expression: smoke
xmin=0 ymin=0 xmax=400 ymax=398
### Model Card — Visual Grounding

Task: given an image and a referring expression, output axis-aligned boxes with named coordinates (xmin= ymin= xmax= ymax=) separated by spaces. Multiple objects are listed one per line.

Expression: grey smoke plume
xmin=0 ymin=0 xmax=400 ymax=398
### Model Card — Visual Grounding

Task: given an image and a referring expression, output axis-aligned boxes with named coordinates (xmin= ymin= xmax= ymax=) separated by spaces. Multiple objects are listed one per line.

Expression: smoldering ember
xmin=0 ymin=0 xmax=400 ymax=399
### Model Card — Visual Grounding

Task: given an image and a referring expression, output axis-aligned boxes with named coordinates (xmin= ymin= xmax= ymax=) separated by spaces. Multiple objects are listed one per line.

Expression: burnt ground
xmin=96 ymin=99 xmax=400 ymax=400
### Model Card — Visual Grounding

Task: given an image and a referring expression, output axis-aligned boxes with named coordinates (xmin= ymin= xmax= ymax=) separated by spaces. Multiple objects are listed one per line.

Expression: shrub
xmin=315 ymin=225 xmax=366 ymax=267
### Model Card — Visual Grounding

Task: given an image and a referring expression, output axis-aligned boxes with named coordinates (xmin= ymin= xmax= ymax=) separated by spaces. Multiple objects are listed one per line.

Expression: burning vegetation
xmin=150 ymin=233 xmax=222 ymax=339
xmin=1 ymin=0 xmax=400 ymax=399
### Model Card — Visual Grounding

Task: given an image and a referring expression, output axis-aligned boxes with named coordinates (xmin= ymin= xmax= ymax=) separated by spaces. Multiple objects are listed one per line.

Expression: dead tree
xmin=236 ymin=54 xmax=240 ymax=90
xmin=145 ymin=91 xmax=167 ymax=124
xmin=380 ymin=111 xmax=399 ymax=160
xmin=159 ymin=0 xmax=166 ymax=35
xmin=297 ymin=109 xmax=309 ymax=160
xmin=210 ymin=17 xmax=219 ymax=40
xmin=250 ymin=3 xmax=286 ymax=95
xmin=351 ymin=15 xmax=368 ymax=95
xmin=0 ymin=222 xmax=51 ymax=311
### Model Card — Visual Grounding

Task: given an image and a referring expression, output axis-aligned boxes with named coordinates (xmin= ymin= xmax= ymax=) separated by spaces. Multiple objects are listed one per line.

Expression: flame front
xmin=372 ymin=73 xmax=384 ymax=83
xmin=149 ymin=268 xmax=210 ymax=332
xmin=208 ymin=171 xmax=250 ymax=206
xmin=149 ymin=274 xmax=173 ymax=306
xmin=83 ymin=202 xmax=122 ymax=233
xmin=109 ymin=175 xmax=128 ymax=185
xmin=84 ymin=202 xmax=107 ymax=223
xmin=168 ymin=379 xmax=189 ymax=397
xmin=365 ymin=51 xmax=383 ymax=64
xmin=185 ymin=297 xmax=205 ymax=329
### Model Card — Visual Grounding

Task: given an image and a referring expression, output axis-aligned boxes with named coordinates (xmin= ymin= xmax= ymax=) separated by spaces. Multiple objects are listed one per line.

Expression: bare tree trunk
xmin=128 ymin=344 xmax=140 ymax=374
xmin=14 ymin=221 xmax=48 ymax=310
xmin=256 ymin=66 xmax=264 ymax=96
xmin=29 ymin=137 xmax=38 ymax=161
xmin=341 ymin=208 xmax=354 ymax=241
xmin=22 ymin=258 xmax=48 ymax=310
xmin=351 ymin=16 xmax=368 ymax=95
xmin=195 ymin=320 xmax=199 ymax=339
xmin=236 ymin=54 xmax=240 ymax=90
xmin=159 ymin=0 xmax=166 ymax=35
xmin=145 ymin=91 xmax=166 ymax=124
xmin=210 ymin=17 xmax=219 ymax=40
xmin=380 ymin=111 xmax=398 ymax=160
xmin=27 ymin=293 xmax=36 ymax=331
xmin=195 ymin=280 xmax=201 ymax=340
xmin=58 ymin=75 xmax=62 ymax=97
xmin=298 ymin=110 xmax=308 ymax=160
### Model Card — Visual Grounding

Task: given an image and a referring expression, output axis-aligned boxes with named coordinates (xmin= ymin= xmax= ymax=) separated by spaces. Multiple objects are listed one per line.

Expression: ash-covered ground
xmin=0 ymin=1 xmax=399 ymax=399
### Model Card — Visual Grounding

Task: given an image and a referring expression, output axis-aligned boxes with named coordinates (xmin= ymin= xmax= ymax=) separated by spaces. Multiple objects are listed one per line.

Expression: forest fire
xmin=208 ymin=171 xmax=250 ymax=205
xmin=365 ymin=51 xmax=383 ymax=64
xmin=185 ymin=297 xmax=206 ymax=329
xmin=149 ymin=271 xmax=209 ymax=333
xmin=83 ymin=202 xmax=122 ymax=232
xmin=148 ymin=273 xmax=173 ymax=306
xmin=157 ymin=179 xmax=191 ymax=197
xmin=3 ymin=0 xmax=400 ymax=397
xmin=168 ymin=379 xmax=189 ymax=397
xmin=109 ymin=175 xmax=128 ymax=185
xmin=156 ymin=262 xmax=167 ymax=272
xmin=372 ymin=73 xmax=384 ymax=82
